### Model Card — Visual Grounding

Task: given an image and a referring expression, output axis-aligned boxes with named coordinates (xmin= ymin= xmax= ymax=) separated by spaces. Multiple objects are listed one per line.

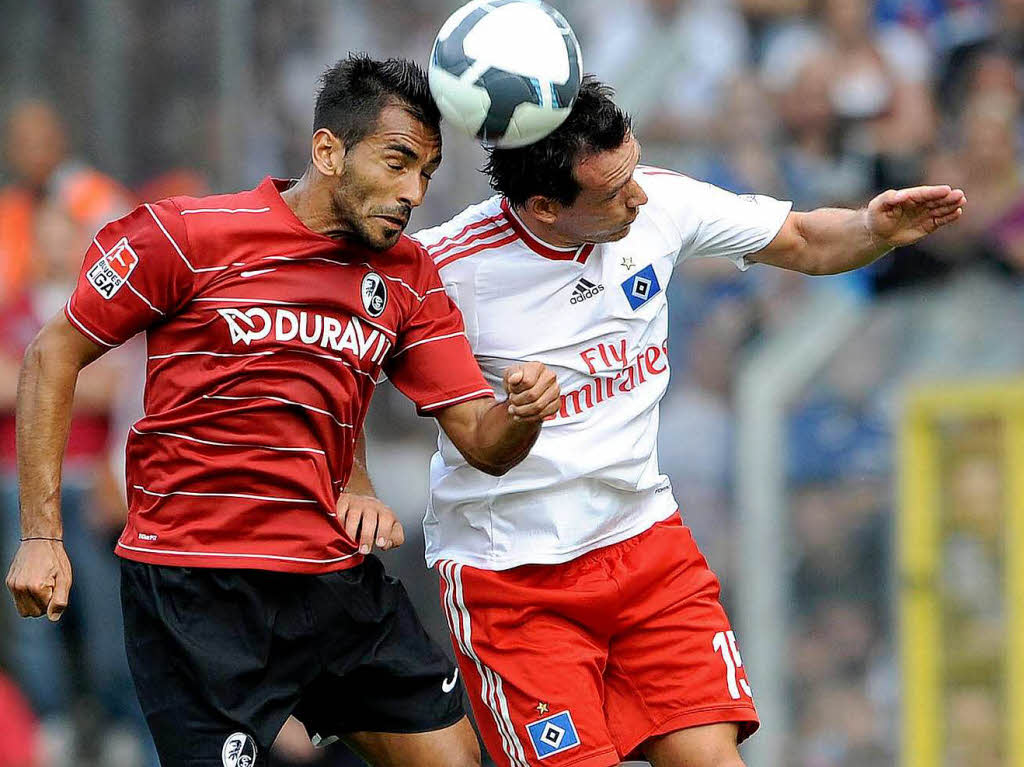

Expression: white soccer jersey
xmin=414 ymin=166 xmax=792 ymax=570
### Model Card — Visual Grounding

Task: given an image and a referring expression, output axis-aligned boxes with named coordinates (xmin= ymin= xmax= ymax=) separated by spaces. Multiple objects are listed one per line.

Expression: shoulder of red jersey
xmin=119 ymin=184 xmax=276 ymax=275
xmin=412 ymin=196 xmax=514 ymax=272
xmin=167 ymin=185 xmax=270 ymax=217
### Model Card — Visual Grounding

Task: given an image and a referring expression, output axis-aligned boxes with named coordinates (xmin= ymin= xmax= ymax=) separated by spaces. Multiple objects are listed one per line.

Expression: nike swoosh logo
xmin=442 ymin=668 xmax=459 ymax=693
xmin=240 ymin=268 xmax=276 ymax=278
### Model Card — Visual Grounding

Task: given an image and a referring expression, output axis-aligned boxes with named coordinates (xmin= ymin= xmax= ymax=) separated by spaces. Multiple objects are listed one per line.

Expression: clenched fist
xmin=7 ymin=539 xmax=72 ymax=621
xmin=502 ymin=362 xmax=560 ymax=422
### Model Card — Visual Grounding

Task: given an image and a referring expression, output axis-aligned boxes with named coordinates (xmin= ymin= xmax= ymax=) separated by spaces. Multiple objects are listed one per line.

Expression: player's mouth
xmin=376 ymin=215 xmax=408 ymax=228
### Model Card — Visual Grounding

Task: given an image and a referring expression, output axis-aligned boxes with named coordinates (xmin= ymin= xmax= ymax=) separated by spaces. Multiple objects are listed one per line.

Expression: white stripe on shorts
xmin=441 ymin=561 xmax=529 ymax=766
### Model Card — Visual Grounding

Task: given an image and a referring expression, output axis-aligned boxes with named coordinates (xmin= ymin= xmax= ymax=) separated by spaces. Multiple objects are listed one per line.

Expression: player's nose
xmin=626 ymin=179 xmax=648 ymax=209
xmin=398 ymin=173 xmax=427 ymax=209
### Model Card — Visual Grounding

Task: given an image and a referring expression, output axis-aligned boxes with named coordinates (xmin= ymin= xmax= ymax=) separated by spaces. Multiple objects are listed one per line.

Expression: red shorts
xmin=437 ymin=514 xmax=758 ymax=767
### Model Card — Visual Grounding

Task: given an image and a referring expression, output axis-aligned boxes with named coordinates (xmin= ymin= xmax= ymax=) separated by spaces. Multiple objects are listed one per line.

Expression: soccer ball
xmin=428 ymin=0 xmax=582 ymax=148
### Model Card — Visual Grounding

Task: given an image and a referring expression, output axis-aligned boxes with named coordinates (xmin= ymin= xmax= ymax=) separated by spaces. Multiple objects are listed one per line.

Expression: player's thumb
xmin=878 ymin=188 xmax=902 ymax=208
xmin=47 ymin=576 xmax=70 ymax=622
xmin=504 ymin=366 xmax=524 ymax=392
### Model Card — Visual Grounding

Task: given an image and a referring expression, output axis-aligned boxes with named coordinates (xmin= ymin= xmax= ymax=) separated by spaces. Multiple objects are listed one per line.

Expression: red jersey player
xmin=6 ymin=55 xmax=559 ymax=767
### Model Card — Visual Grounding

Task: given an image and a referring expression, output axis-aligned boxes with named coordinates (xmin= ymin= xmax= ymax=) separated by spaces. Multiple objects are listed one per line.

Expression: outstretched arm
xmin=7 ymin=313 xmax=107 ymax=621
xmin=435 ymin=362 xmax=560 ymax=477
xmin=749 ymin=185 xmax=967 ymax=275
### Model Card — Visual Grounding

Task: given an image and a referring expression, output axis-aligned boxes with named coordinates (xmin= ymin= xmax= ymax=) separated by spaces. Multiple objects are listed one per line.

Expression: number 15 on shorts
xmin=713 ymin=630 xmax=752 ymax=699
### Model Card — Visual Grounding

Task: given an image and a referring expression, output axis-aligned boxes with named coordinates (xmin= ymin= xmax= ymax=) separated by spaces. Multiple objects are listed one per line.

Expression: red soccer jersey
xmin=65 ymin=177 xmax=493 ymax=573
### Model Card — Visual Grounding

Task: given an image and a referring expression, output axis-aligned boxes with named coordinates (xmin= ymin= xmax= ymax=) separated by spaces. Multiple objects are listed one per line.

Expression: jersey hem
xmin=425 ymin=499 xmax=680 ymax=571
xmin=418 ymin=388 xmax=495 ymax=414
xmin=618 ymin=704 xmax=760 ymax=758
xmin=115 ymin=542 xmax=364 ymax=574
xmin=549 ymin=746 xmax=620 ymax=767
xmin=63 ymin=302 xmax=118 ymax=348
xmin=742 ymin=199 xmax=794 ymax=270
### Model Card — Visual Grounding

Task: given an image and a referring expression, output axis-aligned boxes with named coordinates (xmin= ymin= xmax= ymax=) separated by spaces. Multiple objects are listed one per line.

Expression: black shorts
xmin=121 ymin=555 xmax=465 ymax=766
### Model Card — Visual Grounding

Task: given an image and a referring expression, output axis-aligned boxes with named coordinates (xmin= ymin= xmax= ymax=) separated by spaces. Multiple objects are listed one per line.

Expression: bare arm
xmin=347 ymin=431 xmax=376 ymax=496
xmin=6 ymin=312 xmax=108 ymax=620
xmin=434 ymin=362 xmax=559 ymax=476
xmin=749 ymin=185 xmax=967 ymax=275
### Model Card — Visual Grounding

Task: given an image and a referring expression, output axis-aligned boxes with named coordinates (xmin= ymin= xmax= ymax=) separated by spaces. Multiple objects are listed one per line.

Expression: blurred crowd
xmin=1 ymin=1 xmax=1022 ymax=766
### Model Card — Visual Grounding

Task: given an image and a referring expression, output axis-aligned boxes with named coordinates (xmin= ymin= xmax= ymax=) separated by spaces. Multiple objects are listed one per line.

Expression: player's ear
xmin=525 ymin=195 xmax=560 ymax=225
xmin=311 ymin=129 xmax=346 ymax=177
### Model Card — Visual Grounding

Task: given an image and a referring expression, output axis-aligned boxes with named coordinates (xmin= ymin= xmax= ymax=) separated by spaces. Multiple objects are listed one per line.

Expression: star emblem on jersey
xmin=526 ymin=710 xmax=580 ymax=760
xmin=620 ymin=256 xmax=635 ymax=271
xmin=536 ymin=702 xmax=549 ymax=714
xmin=620 ymin=264 xmax=662 ymax=310
xmin=360 ymin=271 xmax=388 ymax=318
xmin=221 ymin=732 xmax=257 ymax=767
xmin=569 ymin=278 xmax=604 ymax=305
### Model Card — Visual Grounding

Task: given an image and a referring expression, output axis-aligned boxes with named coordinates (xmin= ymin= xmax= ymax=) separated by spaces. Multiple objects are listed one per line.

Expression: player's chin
xmin=365 ymin=221 xmax=405 ymax=251
xmin=605 ymin=223 xmax=633 ymax=241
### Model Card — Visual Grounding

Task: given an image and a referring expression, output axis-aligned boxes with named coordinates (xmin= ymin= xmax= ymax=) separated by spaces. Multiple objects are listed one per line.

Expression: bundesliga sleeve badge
xmin=87 ymin=237 xmax=140 ymax=299
xmin=620 ymin=264 xmax=661 ymax=310
xmin=526 ymin=709 xmax=580 ymax=760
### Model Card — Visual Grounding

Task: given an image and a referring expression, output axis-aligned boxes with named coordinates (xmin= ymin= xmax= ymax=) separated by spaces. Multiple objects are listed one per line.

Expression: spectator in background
xmin=995 ymin=0 xmax=1024 ymax=62
xmin=702 ymin=77 xmax=787 ymax=198
xmin=0 ymin=101 xmax=132 ymax=307
xmin=584 ymin=0 xmax=750 ymax=147
xmin=759 ymin=0 xmax=935 ymax=190
xmin=896 ymin=93 xmax=1024 ymax=282
xmin=0 ymin=197 xmax=151 ymax=767
xmin=823 ymin=0 xmax=935 ymax=184
xmin=777 ymin=53 xmax=871 ymax=209
xmin=873 ymin=0 xmax=991 ymax=63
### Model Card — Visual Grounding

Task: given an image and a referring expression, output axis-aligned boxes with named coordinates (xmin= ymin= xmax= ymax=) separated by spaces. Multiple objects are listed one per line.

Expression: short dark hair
xmin=483 ymin=76 xmax=632 ymax=208
xmin=313 ymin=53 xmax=441 ymax=149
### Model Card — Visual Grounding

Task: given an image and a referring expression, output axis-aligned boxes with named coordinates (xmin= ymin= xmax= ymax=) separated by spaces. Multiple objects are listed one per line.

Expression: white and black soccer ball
xmin=428 ymin=0 xmax=582 ymax=148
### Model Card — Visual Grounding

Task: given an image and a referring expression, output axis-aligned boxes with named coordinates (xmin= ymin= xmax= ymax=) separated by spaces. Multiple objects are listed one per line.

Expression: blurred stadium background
xmin=0 ymin=1 xmax=1022 ymax=766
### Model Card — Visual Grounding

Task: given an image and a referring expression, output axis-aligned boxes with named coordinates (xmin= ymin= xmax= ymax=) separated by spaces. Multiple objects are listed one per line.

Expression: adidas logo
xmin=570 ymin=278 xmax=604 ymax=305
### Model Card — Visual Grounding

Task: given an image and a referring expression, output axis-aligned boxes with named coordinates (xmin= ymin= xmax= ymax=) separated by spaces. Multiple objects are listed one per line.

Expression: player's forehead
xmin=364 ymin=102 xmax=442 ymax=165
xmin=574 ymin=134 xmax=640 ymax=194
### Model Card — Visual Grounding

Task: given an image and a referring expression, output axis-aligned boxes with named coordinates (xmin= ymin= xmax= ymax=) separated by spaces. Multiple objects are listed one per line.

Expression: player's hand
xmin=502 ymin=362 xmax=560 ymax=422
xmin=6 ymin=539 xmax=73 ymax=621
xmin=867 ymin=185 xmax=967 ymax=249
xmin=336 ymin=493 xmax=405 ymax=554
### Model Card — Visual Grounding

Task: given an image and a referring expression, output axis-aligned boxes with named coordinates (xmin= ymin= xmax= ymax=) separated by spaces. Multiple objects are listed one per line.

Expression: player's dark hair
xmin=484 ymin=76 xmax=632 ymax=208
xmin=314 ymin=54 xmax=441 ymax=148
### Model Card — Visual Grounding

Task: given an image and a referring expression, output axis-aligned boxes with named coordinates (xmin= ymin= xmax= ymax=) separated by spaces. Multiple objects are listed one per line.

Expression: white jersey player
xmin=410 ymin=77 xmax=965 ymax=767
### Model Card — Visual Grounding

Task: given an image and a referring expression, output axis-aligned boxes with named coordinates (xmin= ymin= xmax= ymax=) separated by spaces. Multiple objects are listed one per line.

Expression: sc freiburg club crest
xmin=361 ymin=272 xmax=388 ymax=318
xmin=221 ymin=732 xmax=257 ymax=767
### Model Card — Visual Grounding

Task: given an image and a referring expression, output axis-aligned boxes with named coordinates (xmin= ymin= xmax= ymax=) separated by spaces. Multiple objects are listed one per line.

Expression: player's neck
xmin=515 ymin=206 xmax=585 ymax=250
xmin=280 ymin=171 xmax=351 ymax=239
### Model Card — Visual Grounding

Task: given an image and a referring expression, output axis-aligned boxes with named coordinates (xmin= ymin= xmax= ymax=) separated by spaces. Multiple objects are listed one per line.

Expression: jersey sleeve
xmin=65 ymin=200 xmax=196 ymax=347
xmin=385 ymin=261 xmax=494 ymax=415
xmin=637 ymin=166 xmax=793 ymax=270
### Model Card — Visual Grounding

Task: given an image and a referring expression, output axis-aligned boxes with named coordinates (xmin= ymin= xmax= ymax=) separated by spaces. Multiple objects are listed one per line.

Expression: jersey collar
xmin=501 ymin=198 xmax=595 ymax=264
